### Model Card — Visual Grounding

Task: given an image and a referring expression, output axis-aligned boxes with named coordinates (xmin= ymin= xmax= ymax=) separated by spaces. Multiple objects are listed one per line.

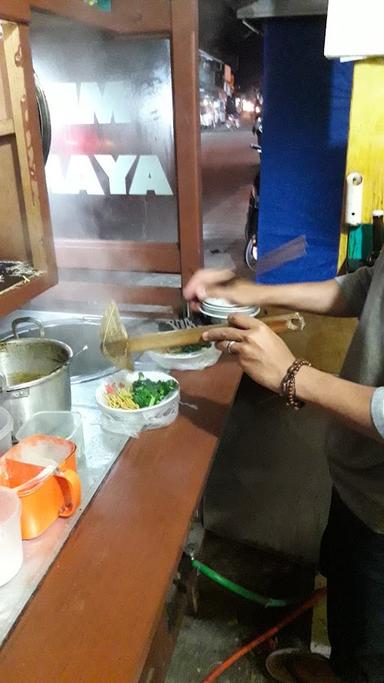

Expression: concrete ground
xmin=201 ymin=125 xmax=256 ymax=273
xmin=166 ymin=126 xmax=329 ymax=683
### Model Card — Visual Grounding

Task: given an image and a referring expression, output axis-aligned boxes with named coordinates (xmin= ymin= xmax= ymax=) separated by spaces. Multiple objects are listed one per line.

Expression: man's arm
xmin=295 ymin=366 xmax=379 ymax=442
xmin=184 ymin=267 xmax=374 ymax=318
xmin=252 ymin=279 xmax=350 ymax=316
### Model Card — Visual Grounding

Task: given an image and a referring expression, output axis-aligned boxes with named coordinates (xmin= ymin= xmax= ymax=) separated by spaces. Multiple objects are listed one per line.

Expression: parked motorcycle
xmin=244 ymin=143 xmax=261 ymax=271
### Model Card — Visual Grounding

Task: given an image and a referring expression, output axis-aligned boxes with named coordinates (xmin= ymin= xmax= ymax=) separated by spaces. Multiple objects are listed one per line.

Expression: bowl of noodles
xmin=96 ymin=370 xmax=180 ymax=434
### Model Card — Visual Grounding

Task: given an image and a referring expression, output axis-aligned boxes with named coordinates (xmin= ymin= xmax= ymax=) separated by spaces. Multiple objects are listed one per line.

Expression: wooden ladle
xmin=100 ymin=301 xmax=305 ymax=370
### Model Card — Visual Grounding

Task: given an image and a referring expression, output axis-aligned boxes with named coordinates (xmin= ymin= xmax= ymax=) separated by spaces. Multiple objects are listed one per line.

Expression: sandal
xmin=266 ymin=648 xmax=342 ymax=682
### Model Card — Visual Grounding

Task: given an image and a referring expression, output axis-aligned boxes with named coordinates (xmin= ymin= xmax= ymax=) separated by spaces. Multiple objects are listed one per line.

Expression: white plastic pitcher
xmin=0 ymin=487 xmax=23 ymax=587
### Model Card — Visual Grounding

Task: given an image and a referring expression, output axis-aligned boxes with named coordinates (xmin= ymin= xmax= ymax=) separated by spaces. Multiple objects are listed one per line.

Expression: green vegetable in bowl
xmin=131 ymin=373 xmax=178 ymax=408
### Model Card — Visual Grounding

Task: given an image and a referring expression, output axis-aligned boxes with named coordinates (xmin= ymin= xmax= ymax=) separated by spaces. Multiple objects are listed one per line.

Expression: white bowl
xmin=96 ymin=370 xmax=180 ymax=434
xmin=202 ymin=304 xmax=259 ymax=315
xmin=201 ymin=299 xmax=260 ymax=316
xmin=204 ymin=297 xmax=239 ymax=307
xmin=200 ymin=306 xmax=260 ymax=323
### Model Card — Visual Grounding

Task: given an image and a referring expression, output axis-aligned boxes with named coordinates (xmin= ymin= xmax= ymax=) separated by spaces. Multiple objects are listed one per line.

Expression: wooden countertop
xmin=0 ymin=358 xmax=242 ymax=683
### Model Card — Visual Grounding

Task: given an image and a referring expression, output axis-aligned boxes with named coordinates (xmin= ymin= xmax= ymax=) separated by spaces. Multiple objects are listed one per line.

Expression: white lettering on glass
xmin=95 ymin=155 xmax=136 ymax=194
xmin=129 ymin=155 xmax=173 ymax=196
xmin=44 ymin=81 xmax=131 ymax=125
xmin=46 ymin=155 xmax=104 ymax=195
xmin=78 ymin=82 xmax=131 ymax=124
xmin=44 ymin=83 xmax=79 ymax=126
xmin=46 ymin=154 xmax=173 ymax=196
xmin=45 ymin=155 xmax=67 ymax=194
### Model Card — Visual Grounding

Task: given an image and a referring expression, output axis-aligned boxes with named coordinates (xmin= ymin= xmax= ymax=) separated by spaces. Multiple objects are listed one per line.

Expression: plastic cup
xmin=16 ymin=411 xmax=84 ymax=460
xmin=0 ymin=486 xmax=23 ymax=586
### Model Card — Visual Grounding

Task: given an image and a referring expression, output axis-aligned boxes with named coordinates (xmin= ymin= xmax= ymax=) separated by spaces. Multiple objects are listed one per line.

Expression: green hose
xmin=191 ymin=558 xmax=300 ymax=608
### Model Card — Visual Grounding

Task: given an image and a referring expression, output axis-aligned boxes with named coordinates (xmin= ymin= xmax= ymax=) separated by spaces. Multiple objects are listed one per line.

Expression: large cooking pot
xmin=2 ymin=316 xmax=114 ymax=383
xmin=0 ymin=326 xmax=72 ymax=432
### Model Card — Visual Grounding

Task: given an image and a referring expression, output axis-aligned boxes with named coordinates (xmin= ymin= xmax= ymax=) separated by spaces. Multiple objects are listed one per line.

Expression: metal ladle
xmin=59 ymin=344 xmax=89 ymax=373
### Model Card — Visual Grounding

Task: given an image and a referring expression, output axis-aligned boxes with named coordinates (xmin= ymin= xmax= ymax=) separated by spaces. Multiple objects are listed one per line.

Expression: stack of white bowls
xmin=200 ymin=298 xmax=260 ymax=324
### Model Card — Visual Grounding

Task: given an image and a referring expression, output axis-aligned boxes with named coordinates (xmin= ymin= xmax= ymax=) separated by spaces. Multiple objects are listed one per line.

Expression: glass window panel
xmin=30 ymin=12 xmax=178 ymax=243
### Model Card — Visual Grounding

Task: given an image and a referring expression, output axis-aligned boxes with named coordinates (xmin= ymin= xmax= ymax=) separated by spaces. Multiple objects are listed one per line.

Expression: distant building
xmin=199 ymin=50 xmax=234 ymax=128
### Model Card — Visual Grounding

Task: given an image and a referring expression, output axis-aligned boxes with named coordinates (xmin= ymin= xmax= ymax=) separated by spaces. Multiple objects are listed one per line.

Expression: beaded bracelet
xmin=280 ymin=359 xmax=311 ymax=410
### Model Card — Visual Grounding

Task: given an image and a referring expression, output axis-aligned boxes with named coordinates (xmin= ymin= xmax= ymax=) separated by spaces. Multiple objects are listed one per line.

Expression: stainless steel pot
xmin=2 ymin=316 xmax=114 ymax=384
xmin=0 ymin=326 xmax=72 ymax=432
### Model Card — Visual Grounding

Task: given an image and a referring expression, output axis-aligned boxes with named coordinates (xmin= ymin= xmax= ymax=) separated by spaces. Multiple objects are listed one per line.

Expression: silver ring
xmin=226 ymin=340 xmax=235 ymax=354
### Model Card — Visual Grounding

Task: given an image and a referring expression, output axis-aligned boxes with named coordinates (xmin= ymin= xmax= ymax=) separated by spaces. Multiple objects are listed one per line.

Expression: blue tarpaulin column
xmin=257 ymin=17 xmax=353 ymax=283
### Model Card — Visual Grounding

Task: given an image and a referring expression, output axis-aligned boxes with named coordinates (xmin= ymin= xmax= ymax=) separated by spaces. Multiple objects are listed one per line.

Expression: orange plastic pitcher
xmin=2 ymin=435 xmax=81 ymax=540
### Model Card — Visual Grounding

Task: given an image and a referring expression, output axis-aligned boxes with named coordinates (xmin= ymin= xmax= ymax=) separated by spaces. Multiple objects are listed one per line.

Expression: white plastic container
xmin=0 ymin=487 xmax=23 ymax=587
xmin=16 ymin=411 xmax=84 ymax=460
xmin=96 ymin=370 xmax=180 ymax=436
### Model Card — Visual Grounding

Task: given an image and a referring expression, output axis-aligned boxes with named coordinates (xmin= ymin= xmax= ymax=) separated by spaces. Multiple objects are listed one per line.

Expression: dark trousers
xmin=320 ymin=489 xmax=384 ymax=683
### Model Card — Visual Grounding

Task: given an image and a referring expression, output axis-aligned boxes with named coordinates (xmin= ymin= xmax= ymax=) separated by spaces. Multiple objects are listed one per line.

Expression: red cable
xmin=201 ymin=587 xmax=327 ymax=683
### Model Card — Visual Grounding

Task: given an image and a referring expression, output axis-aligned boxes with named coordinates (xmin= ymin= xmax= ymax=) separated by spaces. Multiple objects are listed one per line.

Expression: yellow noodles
xmin=104 ymin=384 xmax=139 ymax=410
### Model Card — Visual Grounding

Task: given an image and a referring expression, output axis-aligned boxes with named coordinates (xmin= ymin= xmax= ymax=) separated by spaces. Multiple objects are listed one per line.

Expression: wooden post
xmin=171 ymin=0 xmax=203 ymax=291
xmin=2 ymin=21 xmax=54 ymax=275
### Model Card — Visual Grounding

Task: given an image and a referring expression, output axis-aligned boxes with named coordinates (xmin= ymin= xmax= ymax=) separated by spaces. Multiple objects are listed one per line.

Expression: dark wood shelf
xmin=0 ymin=272 xmax=56 ymax=317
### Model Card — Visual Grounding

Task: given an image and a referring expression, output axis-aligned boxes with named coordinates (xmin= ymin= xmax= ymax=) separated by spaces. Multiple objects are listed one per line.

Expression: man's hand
xmin=183 ymin=268 xmax=264 ymax=308
xmin=203 ymin=316 xmax=380 ymax=444
xmin=203 ymin=313 xmax=295 ymax=393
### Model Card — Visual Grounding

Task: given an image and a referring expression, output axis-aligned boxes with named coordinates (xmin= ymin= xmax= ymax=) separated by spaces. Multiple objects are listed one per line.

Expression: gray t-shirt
xmin=329 ymin=253 xmax=384 ymax=531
